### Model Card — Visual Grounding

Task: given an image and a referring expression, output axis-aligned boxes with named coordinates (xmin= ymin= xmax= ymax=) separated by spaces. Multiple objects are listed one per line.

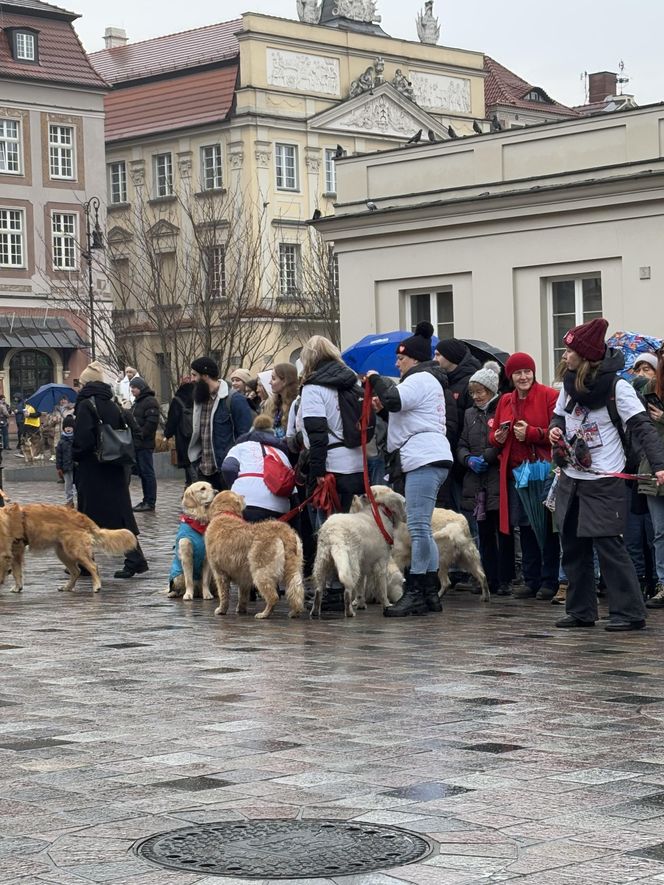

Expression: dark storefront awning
xmin=0 ymin=316 xmax=86 ymax=350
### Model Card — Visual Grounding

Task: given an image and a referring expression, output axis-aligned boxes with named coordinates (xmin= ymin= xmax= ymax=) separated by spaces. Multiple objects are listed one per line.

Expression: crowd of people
xmin=3 ymin=314 xmax=663 ymax=631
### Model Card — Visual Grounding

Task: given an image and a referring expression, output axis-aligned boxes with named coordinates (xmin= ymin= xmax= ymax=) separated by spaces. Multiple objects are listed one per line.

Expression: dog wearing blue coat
xmin=167 ymin=481 xmax=216 ymax=599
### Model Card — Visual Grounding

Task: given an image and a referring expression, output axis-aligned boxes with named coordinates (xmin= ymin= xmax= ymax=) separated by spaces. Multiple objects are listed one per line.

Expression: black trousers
xmin=197 ymin=468 xmax=226 ymax=492
xmin=478 ymin=511 xmax=514 ymax=591
xmin=244 ymin=506 xmax=281 ymax=522
xmin=562 ymin=494 xmax=647 ymax=624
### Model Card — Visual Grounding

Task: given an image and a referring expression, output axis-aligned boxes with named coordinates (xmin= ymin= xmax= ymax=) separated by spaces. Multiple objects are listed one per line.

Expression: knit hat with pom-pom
xmin=397 ymin=321 xmax=435 ymax=363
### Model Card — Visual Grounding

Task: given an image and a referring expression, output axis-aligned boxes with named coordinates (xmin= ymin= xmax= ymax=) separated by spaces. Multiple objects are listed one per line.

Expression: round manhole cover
xmin=135 ymin=818 xmax=434 ymax=878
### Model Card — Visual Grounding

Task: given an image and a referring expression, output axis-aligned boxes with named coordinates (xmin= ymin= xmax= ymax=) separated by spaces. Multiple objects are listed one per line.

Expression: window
xmin=9 ymin=350 xmax=53 ymax=399
xmin=15 ymin=31 xmax=36 ymax=61
xmin=408 ymin=289 xmax=454 ymax=340
xmin=524 ymin=88 xmax=551 ymax=104
xmin=153 ymin=153 xmax=173 ymax=197
xmin=203 ymin=245 xmax=226 ymax=298
xmin=155 ymin=352 xmax=172 ymax=402
xmin=201 ymin=144 xmax=223 ymax=190
xmin=324 ymin=148 xmax=337 ymax=195
xmin=275 ymin=144 xmax=298 ymax=191
xmin=0 ymin=120 xmax=21 ymax=174
xmin=279 ymin=243 xmax=300 ymax=297
xmin=549 ymin=275 xmax=602 ymax=375
xmin=0 ymin=208 xmax=24 ymax=267
xmin=51 ymin=212 xmax=77 ymax=270
xmin=108 ymin=161 xmax=127 ymax=204
xmin=48 ymin=125 xmax=75 ymax=179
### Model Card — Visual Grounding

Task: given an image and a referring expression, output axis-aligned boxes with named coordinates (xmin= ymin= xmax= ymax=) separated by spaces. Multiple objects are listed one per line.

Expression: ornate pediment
xmin=310 ymin=83 xmax=444 ymax=140
xmin=107 ymin=225 xmax=132 ymax=246
xmin=148 ymin=219 xmax=180 ymax=239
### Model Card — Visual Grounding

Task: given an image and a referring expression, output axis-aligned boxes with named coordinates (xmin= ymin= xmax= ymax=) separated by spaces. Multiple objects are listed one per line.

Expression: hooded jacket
xmin=301 ymin=359 xmax=363 ymax=479
xmin=131 ymin=385 xmax=160 ymax=451
xmin=188 ymin=380 xmax=254 ymax=471
xmin=445 ymin=349 xmax=482 ymax=430
xmin=164 ymin=382 xmax=194 ymax=468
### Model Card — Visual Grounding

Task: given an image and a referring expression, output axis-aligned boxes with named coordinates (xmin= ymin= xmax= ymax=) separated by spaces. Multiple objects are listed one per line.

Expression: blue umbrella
xmin=342 ymin=330 xmax=439 ymax=377
xmin=26 ymin=383 xmax=77 ymax=413
xmin=513 ymin=460 xmax=552 ymax=552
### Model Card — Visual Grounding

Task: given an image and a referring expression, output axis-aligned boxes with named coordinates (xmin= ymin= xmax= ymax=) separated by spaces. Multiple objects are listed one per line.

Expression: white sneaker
xmin=49 ymin=455 xmax=56 ymax=461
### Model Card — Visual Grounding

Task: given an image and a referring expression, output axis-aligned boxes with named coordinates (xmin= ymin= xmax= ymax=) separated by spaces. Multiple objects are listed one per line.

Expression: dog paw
xmin=182 ymin=593 xmax=194 ymax=600
xmin=93 ymin=586 xmax=101 ymax=594
xmin=355 ymin=602 xmax=367 ymax=610
xmin=10 ymin=586 xmax=22 ymax=594
xmin=202 ymin=591 xmax=214 ymax=600
xmin=255 ymin=609 xmax=271 ymax=619
xmin=214 ymin=606 xmax=228 ymax=616
xmin=288 ymin=610 xmax=302 ymax=618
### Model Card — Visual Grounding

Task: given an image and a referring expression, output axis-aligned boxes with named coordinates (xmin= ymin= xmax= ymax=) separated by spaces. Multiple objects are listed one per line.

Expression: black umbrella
xmin=462 ymin=339 xmax=510 ymax=366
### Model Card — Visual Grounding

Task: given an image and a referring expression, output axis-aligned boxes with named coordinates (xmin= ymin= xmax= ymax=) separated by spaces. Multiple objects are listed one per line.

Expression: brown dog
xmin=204 ymin=491 xmax=305 ymax=619
xmin=0 ymin=503 xmax=137 ymax=594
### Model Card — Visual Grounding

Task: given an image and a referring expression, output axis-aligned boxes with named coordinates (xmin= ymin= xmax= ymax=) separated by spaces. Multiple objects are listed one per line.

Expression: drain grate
xmin=135 ymin=818 xmax=433 ymax=879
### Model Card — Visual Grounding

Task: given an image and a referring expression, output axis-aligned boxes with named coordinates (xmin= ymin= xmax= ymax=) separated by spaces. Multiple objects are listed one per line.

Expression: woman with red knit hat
xmin=549 ymin=317 xmax=664 ymax=631
xmin=490 ymin=351 xmax=560 ymax=598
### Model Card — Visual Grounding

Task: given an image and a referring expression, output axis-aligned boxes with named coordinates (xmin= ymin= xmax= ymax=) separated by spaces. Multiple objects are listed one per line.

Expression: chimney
xmin=104 ymin=27 xmax=128 ymax=50
xmin=588 ymin=71 xmax=617 ymax=104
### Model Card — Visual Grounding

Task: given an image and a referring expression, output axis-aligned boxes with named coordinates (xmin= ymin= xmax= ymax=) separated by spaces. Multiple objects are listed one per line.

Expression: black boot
xmin=424 ymin=571 xmax=443 ymax=612
xmin=320 ymin=580 xmax=345 ymax=613
xmin=384 ymin=572 xmax=428 ymax=618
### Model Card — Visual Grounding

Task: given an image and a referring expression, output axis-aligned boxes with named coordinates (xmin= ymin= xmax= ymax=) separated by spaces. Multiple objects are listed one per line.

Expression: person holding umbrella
xmin=490 ymin=352 xmax=560 ymax=599
xmin=550 ymin=319 xmax=664 ymax=631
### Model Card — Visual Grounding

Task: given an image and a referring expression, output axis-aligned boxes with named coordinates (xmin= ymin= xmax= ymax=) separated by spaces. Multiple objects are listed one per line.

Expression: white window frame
xmin=15 ymin=32 xmax=36 ymax=61
xmin=203 ymin=244 xmax=226 ymax=298
xmin=48 ymin=124 xmax=75 ymax=180
xmin=324 ymin=148 xmax=337 ymax=195
xmin=108 ymin=160 xmax=127 ymax=204
xmin=547 ymin=274 xmax=603 ymax=381
xmin=0 ymin=119 xmax=21 ymax=174
xmin=405 ymin=288 xmax=454 ymax=340
xmin=153 ymin=152 xmax=173 ymax=197
xmin=275 ymin=143 xmax=299 ymax=192
xmin=51 ymin=211 xmax=78 ymax=271
xmin=0 ymin=207 xmax=25 ymax=268
xmin=279 ymin=243 xmax=300 ymax=298
xmin=200 ymin=144 xmax=223 ymax=191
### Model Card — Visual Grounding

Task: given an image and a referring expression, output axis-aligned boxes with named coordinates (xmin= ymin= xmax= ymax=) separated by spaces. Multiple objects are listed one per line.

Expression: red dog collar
xmin=181 ymin=514 xmax=208 ymax=534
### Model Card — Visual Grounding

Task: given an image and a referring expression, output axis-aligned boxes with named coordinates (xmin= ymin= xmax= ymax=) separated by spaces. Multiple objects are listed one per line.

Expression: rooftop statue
xmin=332 ymin=0 xmax=382 ymax=23
xmin=296 ymin=0 xmax=322 ymax=24
xmin=416 ymin=0 xmax=440 ymax=44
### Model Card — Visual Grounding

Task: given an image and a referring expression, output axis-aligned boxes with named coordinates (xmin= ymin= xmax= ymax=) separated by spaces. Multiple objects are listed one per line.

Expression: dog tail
xmin=330 ymin=543 xmax=356 ymax=593
xmin=93 ymin=528 xmax=137 ymax=554
xmin=282 ymin=532 xmax=305 ymax=616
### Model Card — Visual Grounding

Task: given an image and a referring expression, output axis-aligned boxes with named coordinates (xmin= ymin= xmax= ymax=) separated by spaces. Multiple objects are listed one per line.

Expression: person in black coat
xmin=73 ymin=361 xmax=148 ymax=579
xmin=456 ymin=365 xmax=512 ymax=595
xmin=164 ymin=380 xmax=196 ymax=487
xmin=130 ymin=377 xmax=160 ymax=512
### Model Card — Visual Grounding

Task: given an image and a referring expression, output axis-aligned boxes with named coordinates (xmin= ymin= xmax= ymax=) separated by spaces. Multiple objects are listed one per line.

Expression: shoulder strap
xmin=607 ymin=376 xmax=628 ymax=449
xmin=89 ymin=396 xmax=101 ymax=421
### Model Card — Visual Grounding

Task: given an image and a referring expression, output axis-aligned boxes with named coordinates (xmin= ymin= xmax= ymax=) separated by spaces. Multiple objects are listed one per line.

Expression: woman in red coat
xmin=489 ymin=352 xmax=560 ymax=599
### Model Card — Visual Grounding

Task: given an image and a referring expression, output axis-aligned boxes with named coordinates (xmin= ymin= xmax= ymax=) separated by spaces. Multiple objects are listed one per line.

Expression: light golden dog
xmin=167 ymin=481 xmax=216 ymax=600
xmin=204 ymin=491 xmax=305 ymax=620
xmin=393 ymin=507 xmax=490 ymax=602
xmin=0 ymin=502 xmax=136 ymax=594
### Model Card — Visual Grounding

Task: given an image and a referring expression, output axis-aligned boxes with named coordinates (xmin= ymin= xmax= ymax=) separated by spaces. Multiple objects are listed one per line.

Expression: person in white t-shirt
xmin=118 ymin=366 xmax=140 ymax=405
xmin=221 ymin=414 xmax=294 ymax=522
xmin=549 ymin=317 xmax=664 ymax=633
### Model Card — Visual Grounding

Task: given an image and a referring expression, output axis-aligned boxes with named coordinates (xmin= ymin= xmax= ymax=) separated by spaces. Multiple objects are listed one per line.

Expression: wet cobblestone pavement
xmin=1 ymin=479 xmax=664 ymax=883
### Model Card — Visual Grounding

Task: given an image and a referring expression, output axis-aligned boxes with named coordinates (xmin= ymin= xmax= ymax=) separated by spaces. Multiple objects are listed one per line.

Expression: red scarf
xmin=181 ymin=514 xmax=208 ymax=535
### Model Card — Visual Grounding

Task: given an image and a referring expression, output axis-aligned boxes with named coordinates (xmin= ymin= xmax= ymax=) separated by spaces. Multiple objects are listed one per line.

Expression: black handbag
xmin=90 ymin=397 xmax=135 ymax=466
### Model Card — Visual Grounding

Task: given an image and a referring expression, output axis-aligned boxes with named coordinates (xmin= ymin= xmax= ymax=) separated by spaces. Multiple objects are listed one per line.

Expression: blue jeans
xmin=405 ymin=464 xmax=448 ymax=575
xmin=647 ymin=495 xmax=664 ymax=583
xmin=135 ymin=448 xmax=157 ymax=507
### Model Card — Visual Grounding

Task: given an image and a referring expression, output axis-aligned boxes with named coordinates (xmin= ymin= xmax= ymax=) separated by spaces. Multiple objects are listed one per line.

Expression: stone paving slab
xmin=0 ymin=479 xmax=664 ymax=882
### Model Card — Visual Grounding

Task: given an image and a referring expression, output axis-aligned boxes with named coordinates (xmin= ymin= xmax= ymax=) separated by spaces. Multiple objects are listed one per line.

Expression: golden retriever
xmin=166 ymin=481 xmax=216 ymax=600
xmin=393 ymin=507 xmax=490 ymax=602
xmin=204 ymin=491 xmax=305 ymax=620
xmin=312 ymin=486 xmax=407 ymax=618
xmin=0 ymin=503 xmax=136 ymax=594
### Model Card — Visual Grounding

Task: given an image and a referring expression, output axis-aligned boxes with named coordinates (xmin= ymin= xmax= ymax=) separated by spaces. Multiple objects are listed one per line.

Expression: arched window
xmin=9 ymin=350 xmax=54 ymax=399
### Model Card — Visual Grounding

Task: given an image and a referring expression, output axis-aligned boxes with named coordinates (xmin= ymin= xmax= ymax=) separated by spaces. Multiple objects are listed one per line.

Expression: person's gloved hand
xmin=467 ymin=456 xmax=489 ymax=474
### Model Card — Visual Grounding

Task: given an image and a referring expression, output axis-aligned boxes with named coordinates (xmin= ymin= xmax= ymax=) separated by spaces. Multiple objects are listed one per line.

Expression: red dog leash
xmin=361 ymin=377 xmax=394 ymax=546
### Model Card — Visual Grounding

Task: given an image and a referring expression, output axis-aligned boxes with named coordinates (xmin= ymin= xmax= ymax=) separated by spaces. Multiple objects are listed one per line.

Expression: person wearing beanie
xmin=367 ymin=322 xmax=454 ymax=617
xmin=188 ymin=355 xmax=253 ymax=491
xmin=457 ymin=363 xmax=508 ymax=596
xmin=73 ymin=364 xmax=149 ymax=580
xmin=550 ymin=318 xmax=664 ymax=631
xmin=230 ymin=368 xmax=253 ymax=393
xmin=489 ymin=352 xmax=560 ymax=600
xmin=130 ymin=377 xmax=160 ymax=512
xmin=221 ymin=412 xmax=293 ymax=522
xmin=633 ymin=352 xmax=658 ymax=380
xmin=118 ymin=366 xmax=141 ymax=405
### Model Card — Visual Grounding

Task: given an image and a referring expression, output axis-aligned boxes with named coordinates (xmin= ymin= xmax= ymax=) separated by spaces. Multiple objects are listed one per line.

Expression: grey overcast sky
xmin=73 ymin=0 xmax=664 ymax=109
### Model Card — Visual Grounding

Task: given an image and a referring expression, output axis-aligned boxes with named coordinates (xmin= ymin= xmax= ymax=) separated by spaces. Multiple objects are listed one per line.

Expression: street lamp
xmin=82 ymin=196 xmax=104 ymax=360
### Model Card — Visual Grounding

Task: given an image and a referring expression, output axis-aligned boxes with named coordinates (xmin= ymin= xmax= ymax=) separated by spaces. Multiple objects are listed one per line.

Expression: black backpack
xmin=329 ymin=384 xmax=375 ymax=450
xmin=606 ymin=376 xmax=640 ymax=473
xmin=175 ymin=395 xmax=193 ymax=438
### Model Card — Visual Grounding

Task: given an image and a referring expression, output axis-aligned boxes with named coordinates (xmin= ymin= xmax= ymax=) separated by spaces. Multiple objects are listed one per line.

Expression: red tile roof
xmin=104 ymin=63 xmax=238 ymax=142
xmin=0 ymin=0 xmax=76 ymax=19
xmin=89 ymin=20 xmax=241 ymax=85
xmin=484 ymin=56 xmax=578 ymax=118
xmin=0 ymin=10 xmax=107 ymax=89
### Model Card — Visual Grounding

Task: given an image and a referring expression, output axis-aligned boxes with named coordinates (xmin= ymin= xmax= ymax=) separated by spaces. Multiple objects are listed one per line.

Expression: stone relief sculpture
xmin=267 ymin=49 xmax=340 ymax=96
xmin=416 ymin=0 xmax=440 ymax=44
xmin=332 ymin=0 xmax=381 ymax=23
xmin=392 ymin=68 xmax=415 ymax=102
xmin=349 ymin=57 xmax=389 ymax=98
xmin=337 ymin=94 xmax=419 ymax=137
xmin=409 ymin=71 xmax=471 ymax=113
xmin=296 ymin=0 xmax=322 ymax=23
